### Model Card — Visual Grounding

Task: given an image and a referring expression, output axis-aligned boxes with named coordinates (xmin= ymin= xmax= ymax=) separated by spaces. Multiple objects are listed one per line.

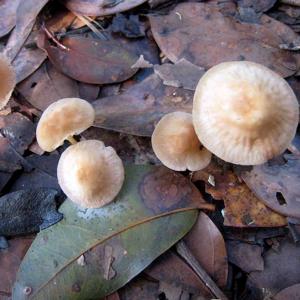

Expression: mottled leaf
xmin=13 ymin=165 xmax=212 ymax=299
xmin=0 ymin=0 xmax=20 ymax=38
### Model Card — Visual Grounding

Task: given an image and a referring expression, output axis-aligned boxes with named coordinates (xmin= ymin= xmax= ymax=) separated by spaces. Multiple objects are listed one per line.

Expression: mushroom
xmin=151 ymin=111 xmax=212 ymax=171
xmin=57 ymin=140 xmax=124 ymax=208
xmin=193 ymin=61 xmax=299 ymax=165
xmin=36 ymin=98 xmax=95 ymax=152
xmin=0 ymin=54 xmax=16 ymax=109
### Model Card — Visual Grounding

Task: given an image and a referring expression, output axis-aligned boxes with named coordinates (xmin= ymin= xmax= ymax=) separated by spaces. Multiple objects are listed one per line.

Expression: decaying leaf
xmin=38 ymin=34 xmax=139 ymax=84
xmin=61 ymin=0 xmax=147 ymax=17
xmin=93 ymin=73 xmax=193 ymax=136
xmin=154 ymin=59 xmax=205 ymax=90
xmin=112 ymin=14 xmax=145 ymax=38
xmin=248 ymin=238 xmax=300 ymax=296
xmin=0 ymin=188 xmax=63 ymax=236
xmin=149 ymin=2 xmax=299 ymax=77
xmin=241 ymin=155 xmax=300 ymax=218
xmin=12 ymin=165 xmax=212 ymax=299
xmin=0 ymin=236 xmax=34 ymax=299
xmin=193 ymin=162 xmax=287 ymax=227
xmin=183 ymin=212 xmax=228 ymax=287
xmin=0 ymin=0 xmax=20 ymax=38
xmin=274 ymin=283 xmax=300 ymax=300
xmin=17 ymin=62 xmax=79 ymax=111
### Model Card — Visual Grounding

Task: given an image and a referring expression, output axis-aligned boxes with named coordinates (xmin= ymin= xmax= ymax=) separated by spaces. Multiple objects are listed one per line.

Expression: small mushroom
xmin=193 ymin=61 xmax=299 ymax=165
xmin=36 ymin=98 xmax=95 ymax=152
xmin=57 ymin=140 xmax=124 ymax=208
xmin=151 ymin=111 xmax=212 ymax=171
xmin=0 ymin=54 xmax=16 ymax=109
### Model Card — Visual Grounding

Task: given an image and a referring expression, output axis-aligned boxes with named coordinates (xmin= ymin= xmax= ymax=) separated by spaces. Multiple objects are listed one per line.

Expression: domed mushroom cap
xmin=152 ymin=111 xmax=212 ymax=171
xmin=36 ymin=98 xmax=95 ymax=152
xmin=0 ymin=54 xmax=16 ymax=109
xmin=57 ymin=140 xmax=124 ymax=208
xmin=193 ymin=61 xmax=299 ymax=165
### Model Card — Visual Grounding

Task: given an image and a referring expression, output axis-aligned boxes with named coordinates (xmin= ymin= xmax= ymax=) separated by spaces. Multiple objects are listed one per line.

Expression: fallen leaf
xmin=274 ymin=283 xmax=300 ymax=300
xmin=145 ymin=251 xmax=213 ymax=298
xmin=112 ymin=14 xmax=145 ymax=38
xmin=131 ymin=55 xmax=153 ymax=69
xmin=183 ymin=212 xmax=228 ymax=287
xmin=193 ymin=161 xmax=287 ymax=227
xmin=149 ymin=2 xmax=299 ymax=77
xmin=38 ymin=34 xmax=139 ymax=84
xmin=248 ymin=238 xmax=300 ymax=296
xmin=0 ymin=188 xmax=63 ymax=236
xmin=237 ymin=0 xmax=277 ymax=13
xmin=78 ymin=82 xmax=100 ymax=102
xmin=93 ymin=73 xmax=193 ymax=136
xmin=12 ymin=165 xmax=212 ymax=299
xmin=154 ymin=59 xmax=205 ymax=90
xmin=4 ymin=0 xmax=49 ymax=61
xmin=0 ymin=236 xmax=34 ymax=299
xmin=241 ymin=154 xmax=300 ymax=218
xmin=61 ymin=0 xmax=147 ymax=17
xmin=158 ymin=281 xmax=189 ymax=300
xmin=226 ymin=241 xmax=264 ymax=273
xmin=17 ymin=61 xmax=79 ymax=111
xmin=0 ymin=0 xmax=20 ymax=38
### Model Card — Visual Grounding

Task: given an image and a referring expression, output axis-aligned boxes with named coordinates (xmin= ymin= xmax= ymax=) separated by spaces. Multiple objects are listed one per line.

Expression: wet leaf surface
xmin=183 ymin=212 xmax=228 ymax=287
xmin=193 ymin=161 xmax=287 ymax=227
xmin=0 ymin=188 xmax=63 ymax=237
xmin=17 ymin=61 xmax=79 ymax=111
xmin=248 ymin=238 xmax=300 ymax=296
xmin=39 ymin=34 xmax=139 ymax=84
xmin=274 ymin=283 xmax=300 ymax=300
xmin=13 ymin=165 xmax=211 ymax=300
xmin=93 ymin=73 xmax=193 ymax=136
xmin=226 ymin=241 xmax=264 ymax=273
xmin=0 ymin=0 xmax=20 ymax=38
xmin=241 ymin=154 xmax=300 ymax=218
xmin=149 ymin=2 xmax=299 ymax=77
xmin=0 ymin=236 xmax=34 ymax=299
xmin=61 ymin=0 xmax=147 ymax=17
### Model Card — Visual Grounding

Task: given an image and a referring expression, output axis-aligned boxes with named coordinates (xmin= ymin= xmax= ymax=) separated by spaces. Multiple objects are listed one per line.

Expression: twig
xmin=42 ymin=24 xmax=70 ymax=51
xmin=280 ymin=0 xmax=300 ymax=6
xmin=176 ymin=240 xmax=229 ymax=300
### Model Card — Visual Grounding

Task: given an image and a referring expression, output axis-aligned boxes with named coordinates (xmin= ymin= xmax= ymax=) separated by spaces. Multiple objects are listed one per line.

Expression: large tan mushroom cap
xmin=36 ymin=98 xmax=95 ymax=152
xmin=0 ymin=54 xmax=16 ymax=109
xmin=193 ymin=61 xmax=299 ymax=165
xmin=152 ymin=111 xmax=212 ymax=171
xmin=57 ymin=140 xmax=124 ymax=208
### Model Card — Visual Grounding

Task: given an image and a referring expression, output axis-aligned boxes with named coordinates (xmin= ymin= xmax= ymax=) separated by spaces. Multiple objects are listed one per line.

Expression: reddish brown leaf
xmin=193 ymin=162 xmax=287 ymax=227
xmin=184 ymin=212 xmax=228 ymax=287
xmin=0 ymin=236 xmax=34 ymax=298
xmin=78 ymin=82 xmax=100 ymax=102
xmin=149 ymin=2 xmax=299 ymax=77
xmin=17 ymin=61 xmax=79 ymax=111
xmin=241 ymin=155 xmax=300 ymax=218
xmin=38 ymin=34 xmax=139 ymax=84
xmin=274 ymin=284 xmax=300 ymax=300
xmin=0 ymin=0 xmax=20 ymax=38
xmin=61 ymin=0 xmax=147 ymax=17
xmin=93 ymin=73 xmax=193 ymax=136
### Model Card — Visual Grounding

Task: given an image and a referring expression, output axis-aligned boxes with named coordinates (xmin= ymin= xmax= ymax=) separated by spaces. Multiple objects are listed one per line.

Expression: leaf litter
xmin=0 ymin=0 xmax=300 ymax=299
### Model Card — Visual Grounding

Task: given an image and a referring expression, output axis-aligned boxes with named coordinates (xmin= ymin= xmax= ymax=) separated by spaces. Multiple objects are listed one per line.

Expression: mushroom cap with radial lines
xmin=0 ymin=54 xmax=16 ymax=109
xmin=193 ymin=61 xmax=299 ymax=165
xmin=151 ymin=111 xmax=212 ymax=171
xmin=36 ymin=98 xmax=95 ymax=152
xmin=57 ymin=140 xmax=124 ymax=208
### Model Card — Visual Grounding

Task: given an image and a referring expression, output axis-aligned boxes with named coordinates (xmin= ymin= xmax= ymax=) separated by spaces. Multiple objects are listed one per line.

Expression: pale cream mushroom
xmin=0 ymin=54 xmax=16 ymax=109
xmin=57 ymin=140 xmax=124 ymax=208
xmin=193 ymin=61 xmax=299 ymax=165
xmin=151 ymin=111 xmax=212 ymax=171
xmin=36 ymin=98 xmax=95 ymax=152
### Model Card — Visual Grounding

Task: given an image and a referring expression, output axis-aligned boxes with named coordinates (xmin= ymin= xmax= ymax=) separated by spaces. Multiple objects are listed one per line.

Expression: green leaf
xmin=13 ymin=165 xmax=203 ymax=299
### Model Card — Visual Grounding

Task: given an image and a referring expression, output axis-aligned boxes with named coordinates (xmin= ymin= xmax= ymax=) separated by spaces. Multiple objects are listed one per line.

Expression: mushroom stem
xmin=67 ymin=136 xmax=77 ymax=145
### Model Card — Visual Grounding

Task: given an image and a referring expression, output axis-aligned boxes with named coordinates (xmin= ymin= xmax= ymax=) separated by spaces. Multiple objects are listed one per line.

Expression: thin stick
xmin=43 ymin=25 xmax=70 ymax=51
xmin=176 ymin=240 xmax=229 ymax=300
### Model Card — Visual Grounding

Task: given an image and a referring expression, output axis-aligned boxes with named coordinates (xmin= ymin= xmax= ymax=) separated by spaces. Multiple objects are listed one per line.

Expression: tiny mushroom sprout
xmin=193 ymin=61 xmax=299 ymax=165
xmin=36 ymin=98 xmax=95 ymax=152
xmin=57 ymin=140 xmax=124 ymax=208
xmin=0 ymin=54 xmax=16 ymax=109
xmin=151 ymin=111 xmax=212 ymax=171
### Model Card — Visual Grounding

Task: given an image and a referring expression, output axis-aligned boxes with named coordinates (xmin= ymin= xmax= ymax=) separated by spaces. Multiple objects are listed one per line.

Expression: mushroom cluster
xmin=152 ymin=61 xmax=299 ymax=170
xmin=36 ymin=98 xmax=124 ymax=208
